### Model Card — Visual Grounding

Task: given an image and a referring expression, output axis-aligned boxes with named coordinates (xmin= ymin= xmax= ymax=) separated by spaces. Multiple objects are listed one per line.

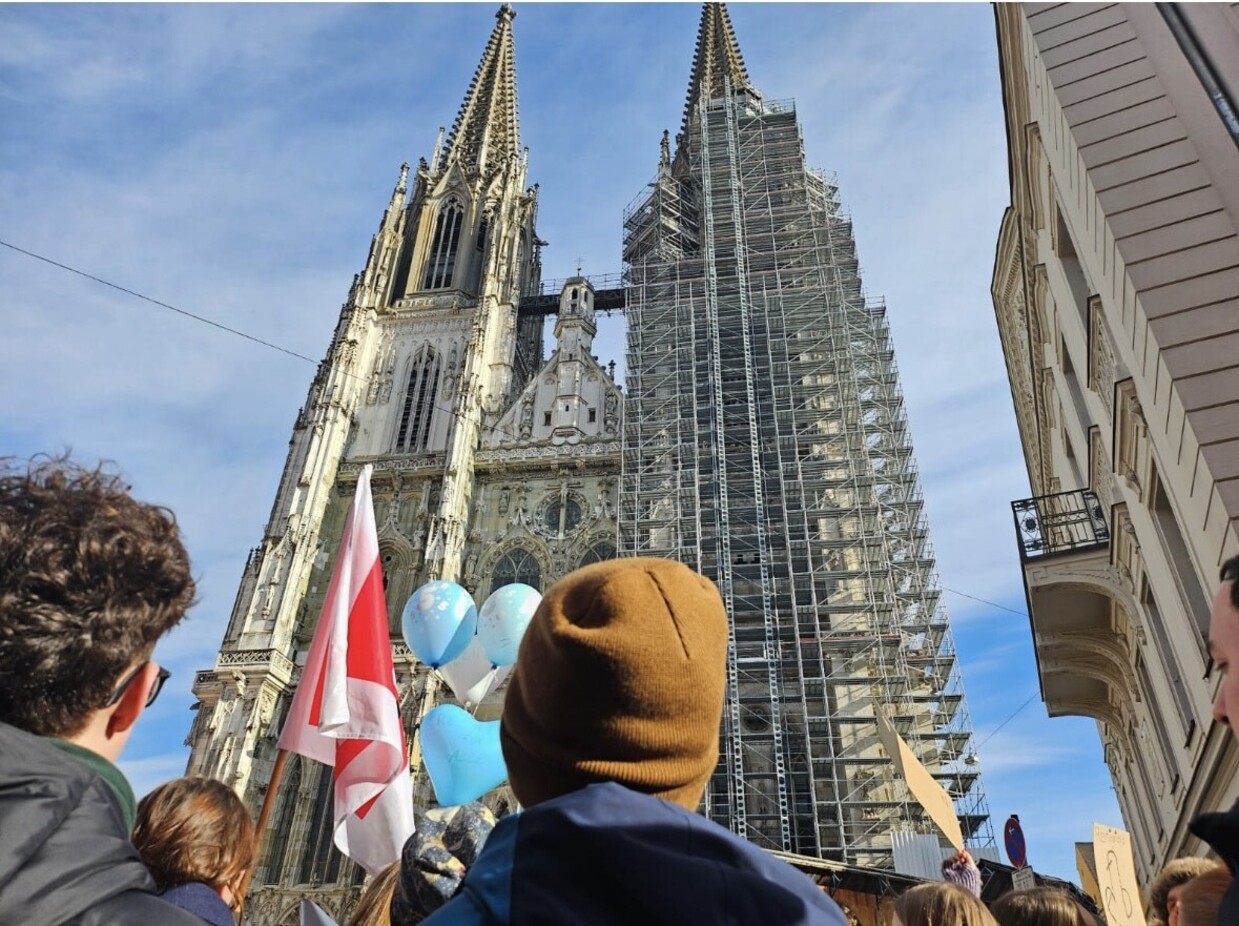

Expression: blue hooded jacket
xmin=419 ymin=783 xmax=846 ymax=926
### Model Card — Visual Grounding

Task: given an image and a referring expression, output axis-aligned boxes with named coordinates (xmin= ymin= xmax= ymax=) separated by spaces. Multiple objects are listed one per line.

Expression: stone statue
xmin=520 ymin=394 xmax=535 ymax=438
xmin=604 ymin=390 xmax=619 ymax=432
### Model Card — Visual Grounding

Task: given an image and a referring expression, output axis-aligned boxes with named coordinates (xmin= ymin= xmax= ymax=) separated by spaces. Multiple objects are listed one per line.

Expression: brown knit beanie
xmin=500 ymin=557 xmax=728 ymax=810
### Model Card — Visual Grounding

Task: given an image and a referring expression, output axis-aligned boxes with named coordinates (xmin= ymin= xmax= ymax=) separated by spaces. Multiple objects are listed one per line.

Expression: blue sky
xmin=0 ymin=2 xmax=1125 ymax=882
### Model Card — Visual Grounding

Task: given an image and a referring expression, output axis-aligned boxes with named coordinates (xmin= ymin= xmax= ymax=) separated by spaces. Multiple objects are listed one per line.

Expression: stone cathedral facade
xmin=186 ymin=8 xmax=621 ymax=922
xmin=188 ymin=5 xmax=990 ymax=922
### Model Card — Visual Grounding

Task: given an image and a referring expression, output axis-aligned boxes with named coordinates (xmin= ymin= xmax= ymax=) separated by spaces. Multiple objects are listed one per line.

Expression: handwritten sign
xmin=1012 ymin=866 xmax=1037 ymax=892
xmin=1093 ymin=823 xmax=1147 ymax=926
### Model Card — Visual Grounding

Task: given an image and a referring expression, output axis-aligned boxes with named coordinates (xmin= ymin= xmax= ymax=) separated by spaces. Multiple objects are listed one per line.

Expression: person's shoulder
xmin=65 ymin=889 xmax=206 ymax=926
xmin=0 ymin=721 xmax=92 ymax=783
xmin=420 ymin=813 xmax=520 ymax=926
xmin=515 ymin=786 xmax=846 ymax=925
xmin=0 ymin=723 xmax=163 ymax=926
xmin=421 ymin=894 xmax=497 ymax=926
xmin=1190 ymin=799 xmax=1239 ymax=864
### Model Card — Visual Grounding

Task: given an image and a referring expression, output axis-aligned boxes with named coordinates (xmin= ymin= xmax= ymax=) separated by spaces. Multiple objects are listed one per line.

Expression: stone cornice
xmin=475 ymin=439 xmax=621 ymax=465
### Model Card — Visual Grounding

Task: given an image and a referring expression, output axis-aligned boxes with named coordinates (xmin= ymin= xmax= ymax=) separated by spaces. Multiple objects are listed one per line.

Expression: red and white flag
xmin=278 ymin=464 xmax=414 ymax=874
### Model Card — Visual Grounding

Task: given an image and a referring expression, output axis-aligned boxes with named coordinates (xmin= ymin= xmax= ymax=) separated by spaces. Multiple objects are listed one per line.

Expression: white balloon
xmin=436 ymin=636 xmax=492 ymax=704
xmin=437 ymin=638 xmax=513 ymax=706
xmin=482 ymin=664 xmax=513 ymax=702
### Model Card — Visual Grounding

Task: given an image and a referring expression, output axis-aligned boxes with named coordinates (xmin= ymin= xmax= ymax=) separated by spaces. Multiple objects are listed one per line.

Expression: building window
xmin=491 ymin=547 xmax=541 ymax=592
xmin=396 ymin=346 xmax=441 ymax=453
xmin=579 ymin=541 xmax=616 ymax=569
xmin=544 ymin=497 xmax=583 ymax=534
xmin=380 ymin=544 xmax=409 ymax=636
xmin=1150 ymin=470 xmax=1212 ymax=646
xmin=1053 ymin=204 xmax=1091 ymax=327
xmin=543 ymin=412 xmax=551 ymax=427
xmin=1137 ymin=658 xmax=1181 ymax=793
xmin=468 ymin=214 xmax=490 ymax=294
xmin=300 ymin=764 xmax=345 ymax=885
xmin=258 ymin=749 xmax=301 ymax=884
xmin=423 ymin=200 xmax=464 ymax=290
xmin=1142 ymin=578 xmax=1196 ymax=744
xmin=588 ymin=408 xmax=597 ymax=423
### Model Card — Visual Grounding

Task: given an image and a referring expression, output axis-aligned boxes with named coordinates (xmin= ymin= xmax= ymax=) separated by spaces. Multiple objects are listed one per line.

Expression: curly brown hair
xmin=0 ymin=455 xmax=195 ymax=736
xmin=132 ymin=777 xmax=257 ymax=911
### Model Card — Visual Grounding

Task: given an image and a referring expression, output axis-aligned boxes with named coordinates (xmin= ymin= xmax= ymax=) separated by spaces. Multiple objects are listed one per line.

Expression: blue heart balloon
xmin=402 ymin=580 xmax=477 ymax=668
xmin=477 ymin=583 xmax=541 ymax=667
xmin=420 ymin=704 xmax=507 ymax=806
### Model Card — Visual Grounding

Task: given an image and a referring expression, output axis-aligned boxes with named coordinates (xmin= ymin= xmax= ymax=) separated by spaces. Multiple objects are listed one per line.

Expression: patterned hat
xmin=390 ymin=802 xmax=496 ymax=925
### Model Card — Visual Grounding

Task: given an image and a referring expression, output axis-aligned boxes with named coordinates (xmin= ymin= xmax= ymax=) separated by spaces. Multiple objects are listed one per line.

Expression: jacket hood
xmin=448 ymin=782 xmax=846 ymax=926
xmin=1190 ymin=802 xmax=1239 ymax=923
xmin=0 ymin=721 xmax=157 ymax=926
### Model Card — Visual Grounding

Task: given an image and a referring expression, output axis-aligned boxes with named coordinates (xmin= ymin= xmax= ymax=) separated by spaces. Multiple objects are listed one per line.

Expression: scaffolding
xmin=619 ymin=85 xmax=993 ymax=867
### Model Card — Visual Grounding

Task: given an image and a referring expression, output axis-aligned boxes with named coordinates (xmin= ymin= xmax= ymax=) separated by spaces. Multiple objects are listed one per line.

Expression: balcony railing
xmin=1011 ymin=489 xmax=1110 ymax=562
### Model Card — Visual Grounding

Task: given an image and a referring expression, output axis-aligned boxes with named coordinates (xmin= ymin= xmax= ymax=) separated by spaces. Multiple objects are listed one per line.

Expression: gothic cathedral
xmin=188 ymin=5 xmax=991 ymax=923
xmin=187 ymin=8 xmax=622 ymax=920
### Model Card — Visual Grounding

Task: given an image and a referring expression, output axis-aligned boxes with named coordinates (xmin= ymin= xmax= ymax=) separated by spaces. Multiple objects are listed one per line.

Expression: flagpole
xmin=244 ymin=748 xmax=291 ymax=896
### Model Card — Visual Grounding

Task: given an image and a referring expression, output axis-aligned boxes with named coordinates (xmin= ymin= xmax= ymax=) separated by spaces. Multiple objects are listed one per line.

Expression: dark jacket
xmin=161 ymin=883 xmax=234 ymax=926
xmin=0 ymin=721 xmax=201 ymax=926
xmin=418 ymin=782 xmax=847 ymax=926
xmin=1189 ymin=801 xmax=1239 ymax=923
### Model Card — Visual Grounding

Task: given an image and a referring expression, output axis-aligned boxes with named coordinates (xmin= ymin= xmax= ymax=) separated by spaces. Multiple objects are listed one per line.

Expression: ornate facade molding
xmin=215 ymin=648 xmax=295 ymax=679
xmin=474 ymin=439 xmax=621 ymax=465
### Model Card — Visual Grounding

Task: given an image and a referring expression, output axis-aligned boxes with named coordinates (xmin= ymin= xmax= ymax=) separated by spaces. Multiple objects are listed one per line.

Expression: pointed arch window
xmin=468 ymin=213 xmax=491 ymax=294
xmin=476 ymin=214 xmax=490 ymax=254
xmin=300 ymin=764 xmax=346 ymax=885
xmin=578 ymin=541 xmax=616 ymax=570
xmin=396 ymin=346 xmax=441 ymax=453
xmin=423 ymin=199 xmax=465 ymax=290
xmin=491 ymin=547 xmax=541 ymax=593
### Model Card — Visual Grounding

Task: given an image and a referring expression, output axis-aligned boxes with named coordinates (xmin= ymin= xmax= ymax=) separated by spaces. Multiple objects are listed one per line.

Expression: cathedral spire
xmin=681 ymin=3 xmax=755 ymax=136
xmin=441 ymin=4 xmax=521 ymax=174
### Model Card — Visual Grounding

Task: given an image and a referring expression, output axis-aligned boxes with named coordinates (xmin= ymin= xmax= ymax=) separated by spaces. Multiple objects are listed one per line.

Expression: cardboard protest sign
xmin=876 ymin=710 xmax=965 ymax=850
xmin=1093 ymin=823 xmax=1146 ymax=926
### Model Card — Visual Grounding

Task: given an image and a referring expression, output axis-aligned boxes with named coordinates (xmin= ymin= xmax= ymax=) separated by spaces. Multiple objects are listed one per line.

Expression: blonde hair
xmin=893 ymin=882 xmax=999 ymax=926
xmin=132 ymin=777 xmax=257 ymax=912
xmin=346 ymin=861 xmax=400 ymax=926
xmin=1178 ymin=865 xmax=1231 ymax=926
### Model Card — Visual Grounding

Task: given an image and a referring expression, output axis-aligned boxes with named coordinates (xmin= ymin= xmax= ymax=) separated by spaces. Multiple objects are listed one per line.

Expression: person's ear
xmin=106 ymin=662 xmax=158 ymax=737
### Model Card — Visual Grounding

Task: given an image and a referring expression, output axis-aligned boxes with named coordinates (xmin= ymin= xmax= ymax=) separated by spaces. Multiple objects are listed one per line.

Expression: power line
xmin=1 ymin=238 xmax=320 ymax=365
xmin=1 ymin=237 xmax=529 ymax=442
xmin=6 ymin=235 xmax=1037 ymax=641
xmin=976 ymin=692 xmax=1039 ymax=749
xmin=942 ymin=586 xmax=1027 ymax=617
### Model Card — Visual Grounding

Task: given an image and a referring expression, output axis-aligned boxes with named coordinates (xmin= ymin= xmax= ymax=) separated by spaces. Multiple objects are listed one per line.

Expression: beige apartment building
xmin=992 ymin=2 xmax=1239 ymax=881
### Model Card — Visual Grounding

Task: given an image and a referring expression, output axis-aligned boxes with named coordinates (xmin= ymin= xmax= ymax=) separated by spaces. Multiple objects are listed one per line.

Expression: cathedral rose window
xmin=543 ymin=497 xmax=583 ymax=534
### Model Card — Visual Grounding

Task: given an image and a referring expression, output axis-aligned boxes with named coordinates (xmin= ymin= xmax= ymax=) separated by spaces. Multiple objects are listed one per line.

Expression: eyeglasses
xmin=103 ymin=662 xmax=171 ymax=709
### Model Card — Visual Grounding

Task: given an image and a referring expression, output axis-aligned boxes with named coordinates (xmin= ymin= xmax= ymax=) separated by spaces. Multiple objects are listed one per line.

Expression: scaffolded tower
xmin=620 ymin=4 xmax=992 ymax=866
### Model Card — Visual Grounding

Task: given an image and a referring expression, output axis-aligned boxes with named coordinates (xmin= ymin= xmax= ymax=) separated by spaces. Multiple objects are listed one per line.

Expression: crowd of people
xmin=1 ymin=453 xmax=1237 ymax=926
